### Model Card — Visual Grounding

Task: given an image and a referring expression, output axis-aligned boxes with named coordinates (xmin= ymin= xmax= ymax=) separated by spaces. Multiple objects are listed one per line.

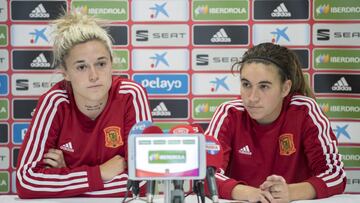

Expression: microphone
xmin=205 ymin=135 xmax=223 ymax=203
xmin=142 ymin=125 xmax=163 ymax=203
xmin=127 ymin=121 xmax=153 ymax=199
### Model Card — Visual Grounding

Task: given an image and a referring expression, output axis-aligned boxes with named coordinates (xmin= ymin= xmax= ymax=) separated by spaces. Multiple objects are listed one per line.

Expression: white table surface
xmin=1 ymin=194 xmax=360 ymax=203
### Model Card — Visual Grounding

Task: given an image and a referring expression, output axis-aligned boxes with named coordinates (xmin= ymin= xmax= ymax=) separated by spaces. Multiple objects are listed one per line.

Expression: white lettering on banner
xmin=330 ymin=106 xmax=360 ymax=112
xmin=209 ymin=8 xmax=247 ymax=14
xmin=331 ymin=57 xmax=360 ymax=63
xmin=88 ymin=8 xmax=126 ymax=15
xmin=331 ymin=7 xmax=360 ymax=13
xmin=342 ymin=154 xmax=360 ymax=161
xmin=142 ymin=78 xmax=182 ymax=91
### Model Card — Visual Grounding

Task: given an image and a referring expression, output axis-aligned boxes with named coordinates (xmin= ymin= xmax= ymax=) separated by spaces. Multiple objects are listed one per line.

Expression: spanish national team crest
xmin=279 ymin=133 xmax=296 ymax=156
xmin=104 ymin=126 xmax=123 ymax=148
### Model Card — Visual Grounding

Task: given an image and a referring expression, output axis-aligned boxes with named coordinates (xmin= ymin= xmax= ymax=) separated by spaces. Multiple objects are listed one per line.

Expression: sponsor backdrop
xmin=0 ymin=0 xmax=359 ymax=195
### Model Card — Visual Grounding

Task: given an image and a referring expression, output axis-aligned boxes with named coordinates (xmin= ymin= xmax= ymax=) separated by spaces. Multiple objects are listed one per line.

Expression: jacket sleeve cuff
xmin=219 ymin=179 xmax=243 ymax=199
xmin=87 ymin=166 xmax=104 ymax=191
xmin=305 ymin=176 xmax=328 ymax=199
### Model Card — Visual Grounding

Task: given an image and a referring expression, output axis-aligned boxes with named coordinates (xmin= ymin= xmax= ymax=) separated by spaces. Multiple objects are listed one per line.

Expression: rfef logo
xmin=313 ymin=49 xmax=360 ymax=70
xmin=133 ymin=74 xmax=189 ymax=95
xmin=193 ymin=25 xmax=248 ymax=45
xmin=192 ymin=0 xmax=248 ymax=21
xmin=71 ymin=0 xmax=128 ymax=21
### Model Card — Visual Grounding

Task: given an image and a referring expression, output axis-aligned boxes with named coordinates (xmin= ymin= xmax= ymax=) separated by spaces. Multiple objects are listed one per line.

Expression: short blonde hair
xmin=52 ymin=11 xmax=113 ymax=69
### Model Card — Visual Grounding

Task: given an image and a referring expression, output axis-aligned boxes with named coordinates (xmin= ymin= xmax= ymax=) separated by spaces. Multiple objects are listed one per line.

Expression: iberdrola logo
xmin=316 ymin=4 xmax=330 ymax=15
xmin=319 ymin=103 xmax=330 ymax=113
xmin=74 ymin=5 xmax=89 ymax=14
xmin=195 ymin=5 xmax=209 ymax=15
xmin=195 ymin=103 xmax=209 ymax=113
xmin=316 ymin=54 xmax=330 ymax=64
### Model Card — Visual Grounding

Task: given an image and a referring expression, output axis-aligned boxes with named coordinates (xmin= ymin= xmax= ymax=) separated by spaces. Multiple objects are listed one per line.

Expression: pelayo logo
xmin=133 ymin=74 xmax=188 ymax=95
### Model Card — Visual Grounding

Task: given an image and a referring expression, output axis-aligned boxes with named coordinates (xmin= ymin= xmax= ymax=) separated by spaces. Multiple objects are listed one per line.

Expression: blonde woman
xmin=16 ymin=11 xmax=151 ymax=198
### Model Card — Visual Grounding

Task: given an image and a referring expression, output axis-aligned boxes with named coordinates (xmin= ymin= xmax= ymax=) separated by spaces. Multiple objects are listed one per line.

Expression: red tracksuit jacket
xmin=205 ymin=94 xmax=346 ymax=199
xmin=16 ymin=76 xmax=152 ymax=198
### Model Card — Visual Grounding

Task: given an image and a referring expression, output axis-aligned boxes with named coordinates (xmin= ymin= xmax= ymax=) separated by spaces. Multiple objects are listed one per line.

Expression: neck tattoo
xmin=85 ymin=103 xmax=103 ymax=111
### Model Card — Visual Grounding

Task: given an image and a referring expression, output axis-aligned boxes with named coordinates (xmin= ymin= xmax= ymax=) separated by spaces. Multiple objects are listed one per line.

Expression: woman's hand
xmin=43 ymin=148 xmax=67 ymax=168
xmin=99 ymin=155 xmax=126 ymax=181
xmin=260 ymin=175 xmax=290 ymax=203
xmin=231 ymin=184 xmax=274 ymax=203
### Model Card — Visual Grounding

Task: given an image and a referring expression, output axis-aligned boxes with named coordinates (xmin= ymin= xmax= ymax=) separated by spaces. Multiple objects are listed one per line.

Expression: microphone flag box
xmin=128 ymin=133 xmax=206 ymax=180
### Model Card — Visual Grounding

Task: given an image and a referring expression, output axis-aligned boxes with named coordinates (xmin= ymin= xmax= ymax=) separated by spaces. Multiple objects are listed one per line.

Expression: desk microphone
xmin=205 ymin=135 xmax=223 ymax=203
xmin=142 ymin=125 xmax=163 ymax=203
xmin=126 ymin=120 xmax=153 ymax=200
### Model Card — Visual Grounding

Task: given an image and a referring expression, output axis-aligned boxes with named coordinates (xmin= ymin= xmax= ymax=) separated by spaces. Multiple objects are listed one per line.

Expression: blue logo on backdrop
xmin=210 ymin=76 xmax=230 ymax=92
xmin=150 ymin=52 xmax=169 ymax=68
xmin=29 ymin=27 xmax=49 ymax=44
xmin=133 ymin=74 xmax=188 ymax=95
xmin=150 ymin=2 xmax=169 ymax=18
xmin=13 ymin=123 xmax=29 ymax=144
xmin=0 ymin=74 xmax=8 ymax=95
xmin=271 ymin=27 xmax=290 ymax=43
xmin=333 ymin=124 xmax=351 ymax=140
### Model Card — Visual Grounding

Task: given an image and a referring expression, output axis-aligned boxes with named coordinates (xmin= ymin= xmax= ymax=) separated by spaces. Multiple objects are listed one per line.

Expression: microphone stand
xmin=193 ymin=180 xmax=205 ymax=203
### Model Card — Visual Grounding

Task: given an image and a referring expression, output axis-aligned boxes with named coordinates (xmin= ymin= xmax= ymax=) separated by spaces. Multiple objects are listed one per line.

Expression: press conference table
xmin=1 ymin=194 xmax=360 ymax=203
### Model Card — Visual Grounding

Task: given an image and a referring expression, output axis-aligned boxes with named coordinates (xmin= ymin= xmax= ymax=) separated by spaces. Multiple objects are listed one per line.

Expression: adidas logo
xmin=271 ymin=3 xmax=291 ymax=17
xmin=152 ymin=102 xmax=171 ymax=116
xmin=31 ymin=53 xmax=51 ymax=68
xmin=211 ymin=28 xmax=231 ymax=43
xmin=331 ymin=77 xmax=352 ymax=92
xmin=60 ymin=142 xmax=74 ymax=152
xmin=238 ymin=145 xmax=252 ymax=155
xmin=29 ymin=3 xmax=50 ymax=18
